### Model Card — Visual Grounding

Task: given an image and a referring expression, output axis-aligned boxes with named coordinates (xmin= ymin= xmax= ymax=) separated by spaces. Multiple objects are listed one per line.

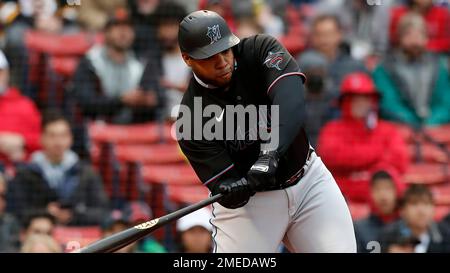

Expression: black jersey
xmin=177 ymin=34 xmax=309 ymax=188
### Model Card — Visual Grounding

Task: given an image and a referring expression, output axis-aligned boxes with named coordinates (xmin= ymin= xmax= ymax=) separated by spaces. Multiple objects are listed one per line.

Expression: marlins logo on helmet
xmin=207 ymin=25 xmax=221 ymax=44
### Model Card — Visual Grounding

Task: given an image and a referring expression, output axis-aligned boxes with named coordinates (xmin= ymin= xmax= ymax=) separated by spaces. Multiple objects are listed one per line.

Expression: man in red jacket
xmin=0 ymin=50 xmax=41 ymax=164
xmin=317 ymin=72 xmax=410 ymax=203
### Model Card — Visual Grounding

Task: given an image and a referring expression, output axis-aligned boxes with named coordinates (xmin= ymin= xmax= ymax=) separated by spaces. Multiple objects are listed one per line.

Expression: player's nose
xmin=214 ymin=53 xmax=228 ymax=69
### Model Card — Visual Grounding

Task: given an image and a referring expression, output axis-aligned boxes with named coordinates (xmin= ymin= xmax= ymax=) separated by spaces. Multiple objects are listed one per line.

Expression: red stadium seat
xmin=49 ymin=56 xmax=80 ymax=77
xmin=425 ymin=125 xmax=450 ymax=144
xmin=25 ymin=31 xmax=102 ymax=56
xmin=138 ymin=164 xmax=202 ymax=241
xmin=115 ymin=143 xmax=184 ymax=165
xmin=434 ymin=205 xmax=450 ymax=221
xmin=141 ymin=164 xmax=200 ymax=186
xmin=430 ymin=183 xmax=450 ymax=205
xmin=403 ymin=163 xmax=449 ymax=184
xmin=167 ymin=185 xmax=210 ymax=204
xmin=392 ymin=123 xmax=415 ymax=143
xmin=53 ymin=226 xmax=102 ymax=252
xmin=88 ymin=122 xmax=174 ymax=145
xmin=24 ymin=31 xmax=102 ymax=109
xmin=278 ymin=5 xmax=306 ymax=56
xmin=407 ymin=143 xmax=449 ymax=163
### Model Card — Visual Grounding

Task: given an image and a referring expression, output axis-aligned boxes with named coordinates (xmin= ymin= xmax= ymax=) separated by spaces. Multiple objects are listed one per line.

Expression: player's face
xmin=370 ymin=179 xmax=397 ymax=215
xmin=182 ymin=48 xmax=234 ymax=88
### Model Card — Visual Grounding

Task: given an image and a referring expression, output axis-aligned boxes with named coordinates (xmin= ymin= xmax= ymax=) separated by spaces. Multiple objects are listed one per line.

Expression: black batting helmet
xmin=178 ymin=10 xmax=240 ymax=60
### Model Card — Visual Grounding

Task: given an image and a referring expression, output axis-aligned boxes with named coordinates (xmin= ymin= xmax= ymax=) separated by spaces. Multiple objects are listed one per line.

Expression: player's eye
xmin=221 ymin=48 xmax=231 ymax=55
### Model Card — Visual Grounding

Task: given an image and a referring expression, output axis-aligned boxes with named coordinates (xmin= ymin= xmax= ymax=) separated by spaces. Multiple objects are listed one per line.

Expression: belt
xmin=261 ymin=147 xmax=315 ymax=192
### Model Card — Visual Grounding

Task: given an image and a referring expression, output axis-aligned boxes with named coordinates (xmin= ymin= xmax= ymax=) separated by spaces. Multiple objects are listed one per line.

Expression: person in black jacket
xmin=354 ymin=170 xmax=404 ymax=253
xmin=0 ymin=174 xmax=20 ymax=252
xmin=71 ymin=8 xmax=164 ymax=124
xmin=7 ymin=111 xmax=109 ymax=226
xmin=379 ymin=184 xmax=450 ymax=253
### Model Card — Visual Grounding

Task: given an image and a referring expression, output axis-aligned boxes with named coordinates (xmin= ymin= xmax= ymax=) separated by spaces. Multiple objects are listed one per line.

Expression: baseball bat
xmin=77 ymin=193 xmax=223 ymax=253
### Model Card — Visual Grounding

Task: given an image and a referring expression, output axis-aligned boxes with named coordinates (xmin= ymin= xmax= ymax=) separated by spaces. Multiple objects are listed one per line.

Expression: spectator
xmin=301 ymin=14 xmax=367 ymax=97
xmin=4 ymin=0 xmax=79 ymax=92
xmin=141 ymin=1 xmax=188 ymax=120
xmin=101 ymin=201 xmax=166 ymax=253
xmin=389 ymin=0 xmax=450 ymax=53
xmin=297 ymin=50 xmax=336 ymax=147
xmin=318 ymin=72 xmax=409 ymax=203
xmin=176 ymin=207 xmax=213 ymax=253
xmin=101 ymin=210 xmax=135 ymax=253
xmin=73 ymin=8 xmax=159 ymax=124
xmin=342 ymin=0 xmax=393 ymax=60
xmin=198 ymin=0 xmax=236 ymax=32
xmin=235 ymin=17 xmax=264 ymax=39
xmin=20 ymin=234 xmax=62 ymax=253
xmin=229 ymin=0 xmax=285 ymax=39
xmin=379 ymin=184 xmax=450 ymax=253
xmin=77 ymin=0 xmax=126 ymax=31
xmin=127 ymin=0 xmax=160 ymax=61
xmin=440 ymin=211 xmax=450 ymax=236
xmin=354 ymin=170 xmax=405 ymax=253
xmin=253 ymin=1 xmax=285 ymax=38
xmin=0 ymin=173 xmax=20 ymax=252
xmin=0 ymin=49 xmax=41 ymax=167
xmin=311 ymin=0 xmax=394 ymax=59
xmin=20 ymin=211 xmax=56 ymax=242
xmin=7 ymin=111 xmax=109 ymax=226
xmin=373 ymin=13 xmax=450 ymax=127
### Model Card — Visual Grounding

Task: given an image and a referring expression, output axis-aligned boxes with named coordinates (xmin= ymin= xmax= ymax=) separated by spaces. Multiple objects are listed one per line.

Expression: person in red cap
xmin=317 ymin=72 xmax=410 ymax=203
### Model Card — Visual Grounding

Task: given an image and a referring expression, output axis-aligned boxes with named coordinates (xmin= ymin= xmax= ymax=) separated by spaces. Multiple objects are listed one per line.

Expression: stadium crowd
xmin=0 ymin=0 xmax=449 ymax=253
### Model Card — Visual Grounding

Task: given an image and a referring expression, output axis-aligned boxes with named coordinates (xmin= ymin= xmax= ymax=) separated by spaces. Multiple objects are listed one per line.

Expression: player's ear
xmin=181 ymin=52 xmax=192 ymax=67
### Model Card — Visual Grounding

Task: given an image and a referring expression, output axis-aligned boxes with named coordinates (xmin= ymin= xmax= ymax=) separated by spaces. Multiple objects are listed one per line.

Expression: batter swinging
xmin=176 ymin=10 xmax=356 ymax=253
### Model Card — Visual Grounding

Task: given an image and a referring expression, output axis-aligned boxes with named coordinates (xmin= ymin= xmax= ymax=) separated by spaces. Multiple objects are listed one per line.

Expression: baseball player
xmin=176 ymin=10 xmax=356 ymax=253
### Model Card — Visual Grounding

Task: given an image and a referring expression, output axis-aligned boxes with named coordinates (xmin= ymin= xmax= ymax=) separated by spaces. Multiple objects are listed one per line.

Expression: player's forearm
xmin=268 ymin=75 xmax=306 ymax=155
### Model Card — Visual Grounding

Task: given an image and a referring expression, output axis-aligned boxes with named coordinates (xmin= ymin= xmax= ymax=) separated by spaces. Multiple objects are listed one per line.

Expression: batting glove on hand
xmin=247 ymin=150 xmax=280 ymax=191
xmin=212 ymin=178 xmax=255 ymax=209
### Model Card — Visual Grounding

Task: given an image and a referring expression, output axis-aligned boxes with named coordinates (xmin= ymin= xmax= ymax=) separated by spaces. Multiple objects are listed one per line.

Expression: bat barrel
xmin=78 ymin=193 xmax=223 ymax=253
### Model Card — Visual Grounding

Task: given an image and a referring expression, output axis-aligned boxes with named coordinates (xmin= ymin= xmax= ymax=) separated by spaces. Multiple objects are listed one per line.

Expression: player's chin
xmin=214 ymin=72 xmax=233 ymax=86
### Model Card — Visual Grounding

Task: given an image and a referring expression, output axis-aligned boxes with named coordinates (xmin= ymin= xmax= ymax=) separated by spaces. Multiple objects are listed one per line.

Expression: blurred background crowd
xmin=0 ymin=0 xmax=449 ymax=253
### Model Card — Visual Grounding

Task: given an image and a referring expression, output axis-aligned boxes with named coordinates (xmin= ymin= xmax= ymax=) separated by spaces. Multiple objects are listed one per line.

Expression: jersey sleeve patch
xmin=263 ymin=51 xmax=288 ymax=71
